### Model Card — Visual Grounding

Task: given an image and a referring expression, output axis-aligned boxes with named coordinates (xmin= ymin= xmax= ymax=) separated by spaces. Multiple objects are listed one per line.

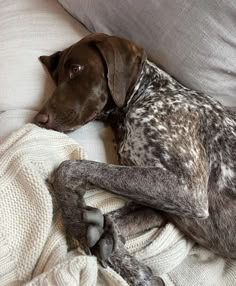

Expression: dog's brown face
xmin=34 ymin=33 xmax=146 ymax=132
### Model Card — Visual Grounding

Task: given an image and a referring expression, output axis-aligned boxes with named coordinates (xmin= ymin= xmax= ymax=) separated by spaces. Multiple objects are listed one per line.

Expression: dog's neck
xmin=126 ymin=60 xmax=178 ymax=107
xmin=101 ymin=60 xmax=236 ymax=172
xmin=99 ymin=60 xmax=180 ymax=141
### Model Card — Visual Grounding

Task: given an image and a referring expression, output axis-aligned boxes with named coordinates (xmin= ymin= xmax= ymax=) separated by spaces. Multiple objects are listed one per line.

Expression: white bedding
xmin=1 ymin=124 xmax=236 ymax=286
xmin=0 ymin=109 xmax=118 ymax=164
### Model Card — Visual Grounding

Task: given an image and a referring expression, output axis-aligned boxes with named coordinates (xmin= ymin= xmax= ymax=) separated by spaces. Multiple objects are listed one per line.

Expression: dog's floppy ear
xmin=39 ymin=51 xmax=62 ymax=83
xmin=94 ymin=37 xmax=146 ymax=107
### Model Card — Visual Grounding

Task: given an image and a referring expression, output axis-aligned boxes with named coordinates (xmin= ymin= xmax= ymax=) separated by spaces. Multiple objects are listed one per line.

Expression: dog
xmin=34 ymin=33 xmax=236 ymax=285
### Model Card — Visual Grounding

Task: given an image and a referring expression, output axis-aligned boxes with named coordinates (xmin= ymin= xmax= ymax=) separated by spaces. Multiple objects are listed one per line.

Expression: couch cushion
xmin=59 ymin=0 xmax=236 ymax=107
xmin=0 ymin=0 xmax=89 ymax=112
xmin=0 ymin=0 xmax=118 ymax=165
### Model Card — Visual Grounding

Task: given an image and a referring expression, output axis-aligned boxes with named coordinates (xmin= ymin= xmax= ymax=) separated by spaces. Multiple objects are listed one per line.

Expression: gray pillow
xmin=58 ymin=0 xmax=236 ymax=107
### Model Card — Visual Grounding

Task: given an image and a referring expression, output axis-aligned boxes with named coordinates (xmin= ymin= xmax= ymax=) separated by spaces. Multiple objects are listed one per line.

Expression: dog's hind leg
xmin=108 ymin=239 xmax=165 ymax=286
xmin=110 ymin=202 xmax=166 ymax=238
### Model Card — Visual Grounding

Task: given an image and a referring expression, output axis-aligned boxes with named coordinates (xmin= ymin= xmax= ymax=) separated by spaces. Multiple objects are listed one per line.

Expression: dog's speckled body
xmin=34 ymin=34 xmax=236 ymax=285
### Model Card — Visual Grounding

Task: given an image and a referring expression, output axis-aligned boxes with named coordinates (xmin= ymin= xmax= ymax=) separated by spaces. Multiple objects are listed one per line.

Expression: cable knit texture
xmin=0 ymin=124 xmax=236 ymax=286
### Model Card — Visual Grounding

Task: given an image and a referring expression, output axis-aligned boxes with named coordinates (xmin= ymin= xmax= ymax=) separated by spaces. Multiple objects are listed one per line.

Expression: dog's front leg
xmin=52 ymin=158 xmax=208 ymax=285
xmin=52 ymin=161 xmax=166 ymax=285
xmin=53 ymin=159 xmax=209 ymax=219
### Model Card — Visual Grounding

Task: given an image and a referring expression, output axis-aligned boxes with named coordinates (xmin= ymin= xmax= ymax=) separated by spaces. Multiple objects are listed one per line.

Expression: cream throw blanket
xmin=0 ymin=124 xmax=235 ymax=286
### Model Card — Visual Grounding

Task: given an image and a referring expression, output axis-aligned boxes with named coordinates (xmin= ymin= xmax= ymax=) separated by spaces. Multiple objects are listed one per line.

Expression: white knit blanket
xmin=0 ymin=124 xmax=235 ymax=286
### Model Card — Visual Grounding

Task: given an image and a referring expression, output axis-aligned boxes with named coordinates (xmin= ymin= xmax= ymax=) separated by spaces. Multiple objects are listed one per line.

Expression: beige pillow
xmin=0 ymin=0 xmax=89 ymax=112
xmin=0 ymin=0 xmax=117 ymax=165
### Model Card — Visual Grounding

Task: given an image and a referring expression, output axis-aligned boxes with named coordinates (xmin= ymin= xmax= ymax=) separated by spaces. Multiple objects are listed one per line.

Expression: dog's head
xmin=34 ymin=33 xmax=146 ymax=132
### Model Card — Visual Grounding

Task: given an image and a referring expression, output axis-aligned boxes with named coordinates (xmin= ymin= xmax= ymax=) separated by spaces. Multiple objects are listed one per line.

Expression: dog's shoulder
xmin=118 ymin=60 xmax=236 ymax=188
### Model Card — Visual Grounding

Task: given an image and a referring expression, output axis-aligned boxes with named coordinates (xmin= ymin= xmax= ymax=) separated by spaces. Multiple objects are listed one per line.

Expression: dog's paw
xmin=90 ymin=215 xmax=124 ymax=268
xmin=82 ymin=206 xmax=105 ymax=247
xmin=61 ymin=205 xmax=104 ymax=250
xmin=61 ymin=204 xmax=123 ymax=267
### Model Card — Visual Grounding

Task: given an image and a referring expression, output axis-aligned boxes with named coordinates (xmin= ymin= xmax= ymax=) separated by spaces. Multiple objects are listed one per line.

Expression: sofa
xmin=0 ymin=0 xmax=236 ymax=285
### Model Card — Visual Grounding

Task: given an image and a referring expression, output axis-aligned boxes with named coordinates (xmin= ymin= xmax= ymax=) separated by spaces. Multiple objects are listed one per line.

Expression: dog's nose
xmin=34 ymin=113 xmax=50 ymax=126
xmin=36 ymin=113 xmax=49 ymax=124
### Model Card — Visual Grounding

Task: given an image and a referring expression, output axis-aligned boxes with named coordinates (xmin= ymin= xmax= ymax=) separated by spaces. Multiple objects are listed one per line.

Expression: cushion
xmin=58 ymin=0 xmax=236 ymax=107
xmin=0 ymin=0 xmax=89 ymax=112
xmin=0 ymin=0 xmax=117 ymax=164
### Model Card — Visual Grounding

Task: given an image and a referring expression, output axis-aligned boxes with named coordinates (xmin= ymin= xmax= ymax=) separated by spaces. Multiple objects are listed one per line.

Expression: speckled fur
xmin=101 ymin=60 xmax=236 ymax=256
xmin=36 ymin=35 xmax=236 ymax=285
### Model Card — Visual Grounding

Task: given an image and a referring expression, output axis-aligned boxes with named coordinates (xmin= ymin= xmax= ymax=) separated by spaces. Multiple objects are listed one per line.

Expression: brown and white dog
xmin=34 ymin=33 xmax=236 ymax=285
